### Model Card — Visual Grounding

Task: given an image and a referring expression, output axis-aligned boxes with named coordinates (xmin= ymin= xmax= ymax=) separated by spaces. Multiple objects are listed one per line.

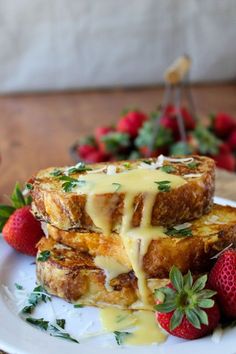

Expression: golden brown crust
xmin=46 ymin=204 xmax=236 ymax=277
xmin=31 ymin=156 xmax=215 ymax=231
xmin=36 ymin=237 xmax=139 ymax=307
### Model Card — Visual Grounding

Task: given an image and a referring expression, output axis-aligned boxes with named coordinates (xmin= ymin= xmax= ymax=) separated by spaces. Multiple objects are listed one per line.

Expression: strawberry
xmin=95 ymin=126 xmax=114 ymax=142
xmin=117 ymin=111 xmax=148 ymax=138
xmin=95 ymin=126 xmax=115 ymax=154
xmin=139 ymin=146 xmax=168 ymax=158
xmin=164 ymin=105 xmax=195 ymax=130
xmin=208 ymin=249 xmax=236 ymax=318
xmin=155 ymin=266 xmax=220 ymax=340
xmin=213 ymin=152 xmax=235 ymax=172
xmin=0 ymin=183 xmax=43 ymax=256
xmin=84 ymin=150 xmax=110 ymax=163
xmin=214 ymin=113 xmax=236 ymax=137
xmin=228 ymin=130 xmax=236 ymax=151
xmin=77 ymin=144 xmax=97 ymax=159
xmin=160 ymin=115 xmax=180 ymax=140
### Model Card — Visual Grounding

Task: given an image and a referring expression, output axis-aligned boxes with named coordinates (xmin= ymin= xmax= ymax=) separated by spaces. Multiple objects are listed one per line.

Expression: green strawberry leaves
xmin=0 ymin=183 xmax=32 ymax=232
xmin=155 ymin=266 xmax=217 ymax=331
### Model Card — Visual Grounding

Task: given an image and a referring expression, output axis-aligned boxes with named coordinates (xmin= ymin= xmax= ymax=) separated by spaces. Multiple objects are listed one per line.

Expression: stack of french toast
xmin=31 ymin=155 xmax=236 ymax=310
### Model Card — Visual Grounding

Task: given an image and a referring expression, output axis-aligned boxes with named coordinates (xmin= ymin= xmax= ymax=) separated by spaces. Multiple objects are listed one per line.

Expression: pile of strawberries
xmin=75 ymin=107 xmax=236 ymax=171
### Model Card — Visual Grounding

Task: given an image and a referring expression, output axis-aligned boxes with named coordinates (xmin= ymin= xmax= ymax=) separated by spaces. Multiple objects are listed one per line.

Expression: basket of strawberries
xmin=70 ymin=106 xmax=236 ymax=172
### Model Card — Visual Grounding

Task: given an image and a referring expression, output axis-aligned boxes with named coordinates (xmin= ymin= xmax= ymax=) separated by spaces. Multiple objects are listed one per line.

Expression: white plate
xmin=0 ymin=196 xmax=236 ymax=354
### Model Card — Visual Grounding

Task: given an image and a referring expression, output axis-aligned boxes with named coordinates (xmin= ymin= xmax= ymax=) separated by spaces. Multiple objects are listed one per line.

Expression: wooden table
xmin=0 ymin=84 xmax=236 ymax=353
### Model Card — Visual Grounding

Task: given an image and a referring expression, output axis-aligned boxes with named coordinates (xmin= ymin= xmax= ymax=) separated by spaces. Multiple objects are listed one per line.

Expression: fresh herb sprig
xmin=74 ymin=304 xmax=84 ymax=308
xmin=26 ymin=317 xmax=79 ymax=343
xmin=66 ymin=162 xmax=92 ymax=175
xmin=37 ymin=250 xmax=51 ymax=262
xmin=187 ymin=161 xmax=199 ymax=169
xmin=21 ymin=285 xmax=51 ymax=314
xmin=155 ymin=180 xmax=171 ymax=192
xmin=59 ymin=176 xmax=86 ymax=192
xmin=161 ymin=165 xmax=176 ymax=174
xmin=112 ymin=183 xmax=122 ymax=192
xmin=50 ymin=169 xmax=63 ymax=177
xmin=114 ymin=331 xmax=131 ymax=345
xmin=166 ymin=227 xmax=192 ymax=238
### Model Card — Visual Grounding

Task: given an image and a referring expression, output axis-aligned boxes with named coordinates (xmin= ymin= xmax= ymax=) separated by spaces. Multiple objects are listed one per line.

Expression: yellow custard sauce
xmin=100 ymin=308 xmax=167 ymax=345
xmin=77 ymin=168 xmax=185 ymax=307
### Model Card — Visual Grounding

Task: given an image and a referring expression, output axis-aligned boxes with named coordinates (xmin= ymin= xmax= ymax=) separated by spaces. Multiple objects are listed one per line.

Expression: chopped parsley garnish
xmin=59 ymin=176 xmax=86 ymax=192
xmin=55 ymin=319 xmax=65 ymax=329
xmin=66 ymin=162 xmax=92 ymax=175
xmin=15 ymin=283 xmax=24 ymax=290
xmin=155 ymin=180 xmax=171 ymax=192
xmin=187 ymin=161 xmax=199 ymax=169
xmin=74 ymin=304 xmax=84 ymax=308
xmin=26 ymin=183 xmax=34 ymax=191
xmin=26 ymin=317 xmax=79 ymax=343
xmin=142 ymin=160 xmax=152 ymax=165
xmin=166 ymin=227 xmax=192 ymax=238
xmin=114 ymin=331 xmax=131 ymax=345
xmin=161 ymin=165 xmax=176 ymax=173
xmin=50 ymin=169 xmax=63 ymax=177
xmin=37 ymin=250 xmax=51 ymax=262
xmin=112 ymin=183 xmax=122 ymax=192
xmin=21 ymin=285 xmax=51 ymax=314
xmin=123 ymin=162 xmax=131 ymax=169
xmin=26 ymin=317 xmax=49 ymax=330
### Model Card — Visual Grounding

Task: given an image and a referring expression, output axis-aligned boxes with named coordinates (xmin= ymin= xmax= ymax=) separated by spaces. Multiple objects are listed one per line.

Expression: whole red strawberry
xmin=0 ymin=183 xmax=43 ymax=256
xmin=228 ymin=130 xmax=236 ymax=151
xmin=155 ymin=266 xmax=220 ymax=340
xmin=208 ymin=249 xmax=236 ymax=318
xmin=160 ymin=115 xmax=180 ymax=140
xmin=77 ymin=144 xmax=97 ymax=159
xmin=94 ymin=126 xmax=115 ymax=154
xmin=84 ymin=150 xmax=110 ymax=163
xmin=117 ymin=111 xmax=147 ymax=138
xmin=213 ymin=152 xmax=235 ymax=172
xmin=214 ymin=113 xmax=236 ymax=137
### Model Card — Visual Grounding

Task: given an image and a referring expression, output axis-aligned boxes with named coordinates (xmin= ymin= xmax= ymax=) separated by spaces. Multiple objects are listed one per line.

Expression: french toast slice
xmin=36 ymin=236 xmax=168 ymax=309
xmin=31 ymin=155 xmax=215 ymax=232
xmin=46 ymin=204 xmax=236 ymax=278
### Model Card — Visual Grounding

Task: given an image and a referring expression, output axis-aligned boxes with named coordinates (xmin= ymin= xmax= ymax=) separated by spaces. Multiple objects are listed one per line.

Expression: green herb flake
xmin=155 ymin=180 xmax=171 ymax=192
xmin=21 ymin=285 xmax=51 ymax=314
xmin=161 ymin=165 xmax=176 ymax=173
xmin=187 ymin=161 xmax=199 ymax=169
xmin=74 ymin=304 xmax=84 ymax=308
xmin=166 ymin=227 xmax=192 ymax=238
xmin=26 ymin=183 xmax=34 ymax=191
xmin=37 ymin=250 xmax=51 ymax=262
xmin=112 ymin=183 xmax=122 ymax=192
xmin=66 ymin=162 xmax=92 ymax=175
xmin=50 ymin=319 xmax=79 ymax=343
xmin=50 ymin=169 xmax=63 ymax=177
xmin=26 ymin=317 xmax=49 ymax=331
xmin=142 ymin=160 xmax=152 ymax=165
xmin=59 ymin=176 xmax=86 ymax=192
xmin=15 ymin=283 xmax=24 ymax=290
xmin=114 ymin=331 xmax=132 ymax=345
xmin=123 ymin=162 xmax=131 ymax=169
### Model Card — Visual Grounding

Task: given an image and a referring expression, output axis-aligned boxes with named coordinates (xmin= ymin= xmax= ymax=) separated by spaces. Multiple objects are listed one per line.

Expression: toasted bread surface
xmin=47 ymin=204 xmax=236 ymax=278
xmin=36 ymin=237 xmax=168 ymax=309
xmin=31 ymin=156 xmax=215 ymax=231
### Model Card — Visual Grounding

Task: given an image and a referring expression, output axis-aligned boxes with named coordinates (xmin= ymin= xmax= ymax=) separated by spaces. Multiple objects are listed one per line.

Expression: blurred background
xmin=1 ymin=0 xmax=236 ymax=199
